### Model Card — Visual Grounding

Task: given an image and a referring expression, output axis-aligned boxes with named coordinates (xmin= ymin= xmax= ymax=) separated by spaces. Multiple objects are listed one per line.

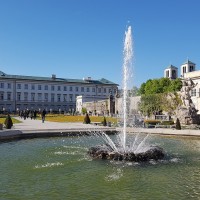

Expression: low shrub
xmin=176 ymin=118 xmax=181 ymax=130
xmin=102 ymin=117 xmax=107 ymax=126
xmin=144 ymin=120 xmax=160 ymax=125
xmin=83 ymin=113 xmax=91 ymax=124
xmin=4 ymin=114 xmax=13 ymax=129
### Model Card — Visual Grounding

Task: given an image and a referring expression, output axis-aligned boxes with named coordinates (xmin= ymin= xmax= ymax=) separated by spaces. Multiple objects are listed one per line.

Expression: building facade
xmin=76 ymin=95 xmax=115 ymax=115
xmin=164 ymin=65 xmax=178 ymax=80
xmin=164 ymin=59 xmax=200 ymax=114
xmin=0 ymin=71 xmax=118 ymax=113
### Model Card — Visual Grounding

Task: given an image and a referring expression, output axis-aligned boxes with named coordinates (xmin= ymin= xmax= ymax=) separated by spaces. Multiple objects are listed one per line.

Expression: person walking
xmin=41 ymin=109 xmax=46 ymax=123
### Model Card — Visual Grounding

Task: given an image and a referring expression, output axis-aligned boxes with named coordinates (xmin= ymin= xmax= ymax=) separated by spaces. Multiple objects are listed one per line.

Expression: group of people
xmin=19 ymin=110 xmax=37 ymax=120
xmin=18 ymin=109 xmax=46 ymax=123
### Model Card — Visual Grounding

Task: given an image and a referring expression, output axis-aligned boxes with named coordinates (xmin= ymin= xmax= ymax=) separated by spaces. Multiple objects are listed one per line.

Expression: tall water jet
xmin=122 ymin=26 xmax=133 ymax=151
xmin=88 ymin=26 xmax=165 ymax=162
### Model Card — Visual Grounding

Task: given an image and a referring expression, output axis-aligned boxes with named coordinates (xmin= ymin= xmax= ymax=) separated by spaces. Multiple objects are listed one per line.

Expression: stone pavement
xmin=1 ymin=117 xmax=200 ymax=142
xmin=0 ymin=117 xmax=116 ymax=142
xmin=12 ymin=117 xmax=106 ymax=131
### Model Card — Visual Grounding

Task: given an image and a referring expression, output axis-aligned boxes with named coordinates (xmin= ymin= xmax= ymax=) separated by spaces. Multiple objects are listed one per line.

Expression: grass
xmin=0 ymin=114 xmax=118 ymax=124
xmin=0 ymin=117 xmax=22 ymax=124
xmin=41 ymin=114 xmax=118 ymax=123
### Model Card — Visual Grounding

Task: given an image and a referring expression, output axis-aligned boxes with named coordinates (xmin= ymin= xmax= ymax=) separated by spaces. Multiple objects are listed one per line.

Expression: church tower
xmin=164 ymin=65 xmax=178 ymax=79
xmin=181 ymin=59 xmax=196 ymax=77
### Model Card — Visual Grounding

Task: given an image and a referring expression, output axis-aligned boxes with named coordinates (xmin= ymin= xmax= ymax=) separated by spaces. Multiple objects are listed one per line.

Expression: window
xmin=69 ymin=94 xmax=73 ymax=102
xmin=57 ymin=94 xmax=61 ymax=102
xmin=183 ymin=66 xmax=186 ymax=74
xmin=69 ymin=86 xmax=73 ymax=91
xmin=45 ymin=85 xmax=48 ymax=90
xmin=76 ymin=87 xmax=79 ymax=92
xmin=31 ymin=84 xmax=35 ymax=90
xmin=24 ymin=84 xmax=28 ymax=90
xmin=81 ymin=87 xmax=84 ymax=92
xmin=7 ymin=83 xmax=11 ymax=89
xmin=92 ymin=88 xmax=95 ymax=92
xmin=7 ymin=92 xmax=11 ymax=100
xmin=17 ymin=92 xmax=21 ymax=101
xmin=87 ymin=87 xmax=90 ymax=92
xmin=24 ymin=92 xmax=28 ymax=101
xmin=51 ymin=85 xmax=55 ymax=91
xmin=104 ymin=88 xmax=107 ymax=93
xmin=166 ymin=70 xmax=169 ymax=78
xmin=38 ymin=93 xmax=42 ymax=101
xmin=31 ymin=93 xmax=35 ymax=101
xmin=64 ymin=86 xmax=67 ymax=91
xmin=63 ymin=94 xmax=67 ymax=102
xmin=38 ymin=85 xmax=42 ymax=90
xmin=0 ymin=83 xmax=4 ymax=88
xmin=58 ymin=86 xmax=61 ymax=91
xmin=45 ymin=93 xmax=48 ymax=101
xmin=51 ymin=94 xmax=55 ymax=102
xmin=0 ymin=92 xmax=4 ymax=100
xmin=17 ymin=84 xmax=21 ymax=89
xmin=98 ymin=88 xmax=101 ymax=93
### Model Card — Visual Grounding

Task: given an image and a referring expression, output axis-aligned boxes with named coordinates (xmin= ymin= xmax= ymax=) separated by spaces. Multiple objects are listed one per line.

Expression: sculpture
xmin=177 ymin=78 xmax=199 ymax=124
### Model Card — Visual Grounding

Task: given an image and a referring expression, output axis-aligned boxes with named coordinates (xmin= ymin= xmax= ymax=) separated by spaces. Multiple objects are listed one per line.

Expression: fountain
xmin=88 ymin=26 xmax=165 ymax=162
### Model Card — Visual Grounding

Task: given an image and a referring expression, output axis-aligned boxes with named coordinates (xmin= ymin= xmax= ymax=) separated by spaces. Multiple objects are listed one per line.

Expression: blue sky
xmin=0 ymin=0 xmax=200 ymax=88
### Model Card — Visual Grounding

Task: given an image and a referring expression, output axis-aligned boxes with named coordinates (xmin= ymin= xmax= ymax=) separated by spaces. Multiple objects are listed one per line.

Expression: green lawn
xmin=42 ymin=114 xmax=118 ymax=124
xmin=0 ymin=117 xmax=22 ymax=124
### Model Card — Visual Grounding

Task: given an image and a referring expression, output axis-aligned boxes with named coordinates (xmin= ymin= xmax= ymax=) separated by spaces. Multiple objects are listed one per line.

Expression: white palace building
xmin=164 ymin=59 xmax=200 ymax=114
xmin=0 ymin=71 xmax=118 ymax=113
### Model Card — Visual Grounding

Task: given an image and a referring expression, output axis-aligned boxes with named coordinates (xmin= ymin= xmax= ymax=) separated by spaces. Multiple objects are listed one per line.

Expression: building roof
xmin=0 ymin=71 xmax=118 ymax=85
xmin=183 ymin=59 xmax=196 ymax=65
xmin=166 ymin=64 xmax=178 ymax=69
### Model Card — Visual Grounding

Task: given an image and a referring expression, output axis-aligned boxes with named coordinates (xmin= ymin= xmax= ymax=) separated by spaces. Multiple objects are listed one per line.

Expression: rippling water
xmin=0 ymin=134 xmax=200 ymax=200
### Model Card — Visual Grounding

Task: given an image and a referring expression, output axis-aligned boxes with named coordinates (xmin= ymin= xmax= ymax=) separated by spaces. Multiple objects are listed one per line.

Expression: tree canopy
xmin=138 ymin=78 xmax=182 ymax=95
xmin=138 ymin=78 xmax=182 ymax=117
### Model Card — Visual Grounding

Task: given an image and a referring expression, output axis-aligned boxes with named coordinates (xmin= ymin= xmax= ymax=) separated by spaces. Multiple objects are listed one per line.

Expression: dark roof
xmin=0 ymin=71 xmax=118 ymax=85
xmin=183 ymin=59 xmax=195 ymax=65
xmin=166 ymin=64 xmax=178 ymax=69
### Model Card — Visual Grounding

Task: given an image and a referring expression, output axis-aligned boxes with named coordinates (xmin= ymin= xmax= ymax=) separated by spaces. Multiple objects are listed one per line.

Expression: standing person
xmin=41 ymin=109 xmax=46 ymax=123
xmin=33 ymin=110 xmax=37 ymax=120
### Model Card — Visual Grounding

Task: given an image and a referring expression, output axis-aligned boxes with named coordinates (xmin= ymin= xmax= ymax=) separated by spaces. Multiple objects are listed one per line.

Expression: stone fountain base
xmin=88 ymin=144 xmax=165 ymax=162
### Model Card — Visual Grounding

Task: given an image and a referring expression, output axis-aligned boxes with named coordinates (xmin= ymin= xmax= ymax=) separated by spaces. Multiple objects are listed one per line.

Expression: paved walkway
xmin=1 ymin=117 xmax=200 ymax=142
xmin=12 ymin=117 xmax=106 ymax=131
xmin=0 ymin=117 xmax=116 ymax=142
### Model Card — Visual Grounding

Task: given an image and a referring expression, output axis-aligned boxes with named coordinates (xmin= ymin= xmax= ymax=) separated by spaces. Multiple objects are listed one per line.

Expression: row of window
xmin=0 ymin=82 xmax=115 ymax=94
xmin=182 ymin=65 xmax=194 ymax=74
xmin=0 ymin=92 xmax=77 ymax=102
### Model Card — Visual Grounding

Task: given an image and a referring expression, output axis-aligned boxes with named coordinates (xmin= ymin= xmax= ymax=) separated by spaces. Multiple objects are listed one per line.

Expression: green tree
xmin=129 ymin=86 xmax=139 ymax=96
xmin=138 ymin=78 xmax=182 ymax=95
xmin=138 ymin=82 xmax=146 ymax=95
xmin=81 ymin=107 xmax=87 ymax=115
xmin=138 ymin=94 xmax=162 ymax=117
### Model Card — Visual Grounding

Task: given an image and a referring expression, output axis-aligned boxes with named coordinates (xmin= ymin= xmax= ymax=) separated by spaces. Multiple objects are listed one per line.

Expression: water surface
xmin=1 ymin=134 xmax=200 ymax=200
